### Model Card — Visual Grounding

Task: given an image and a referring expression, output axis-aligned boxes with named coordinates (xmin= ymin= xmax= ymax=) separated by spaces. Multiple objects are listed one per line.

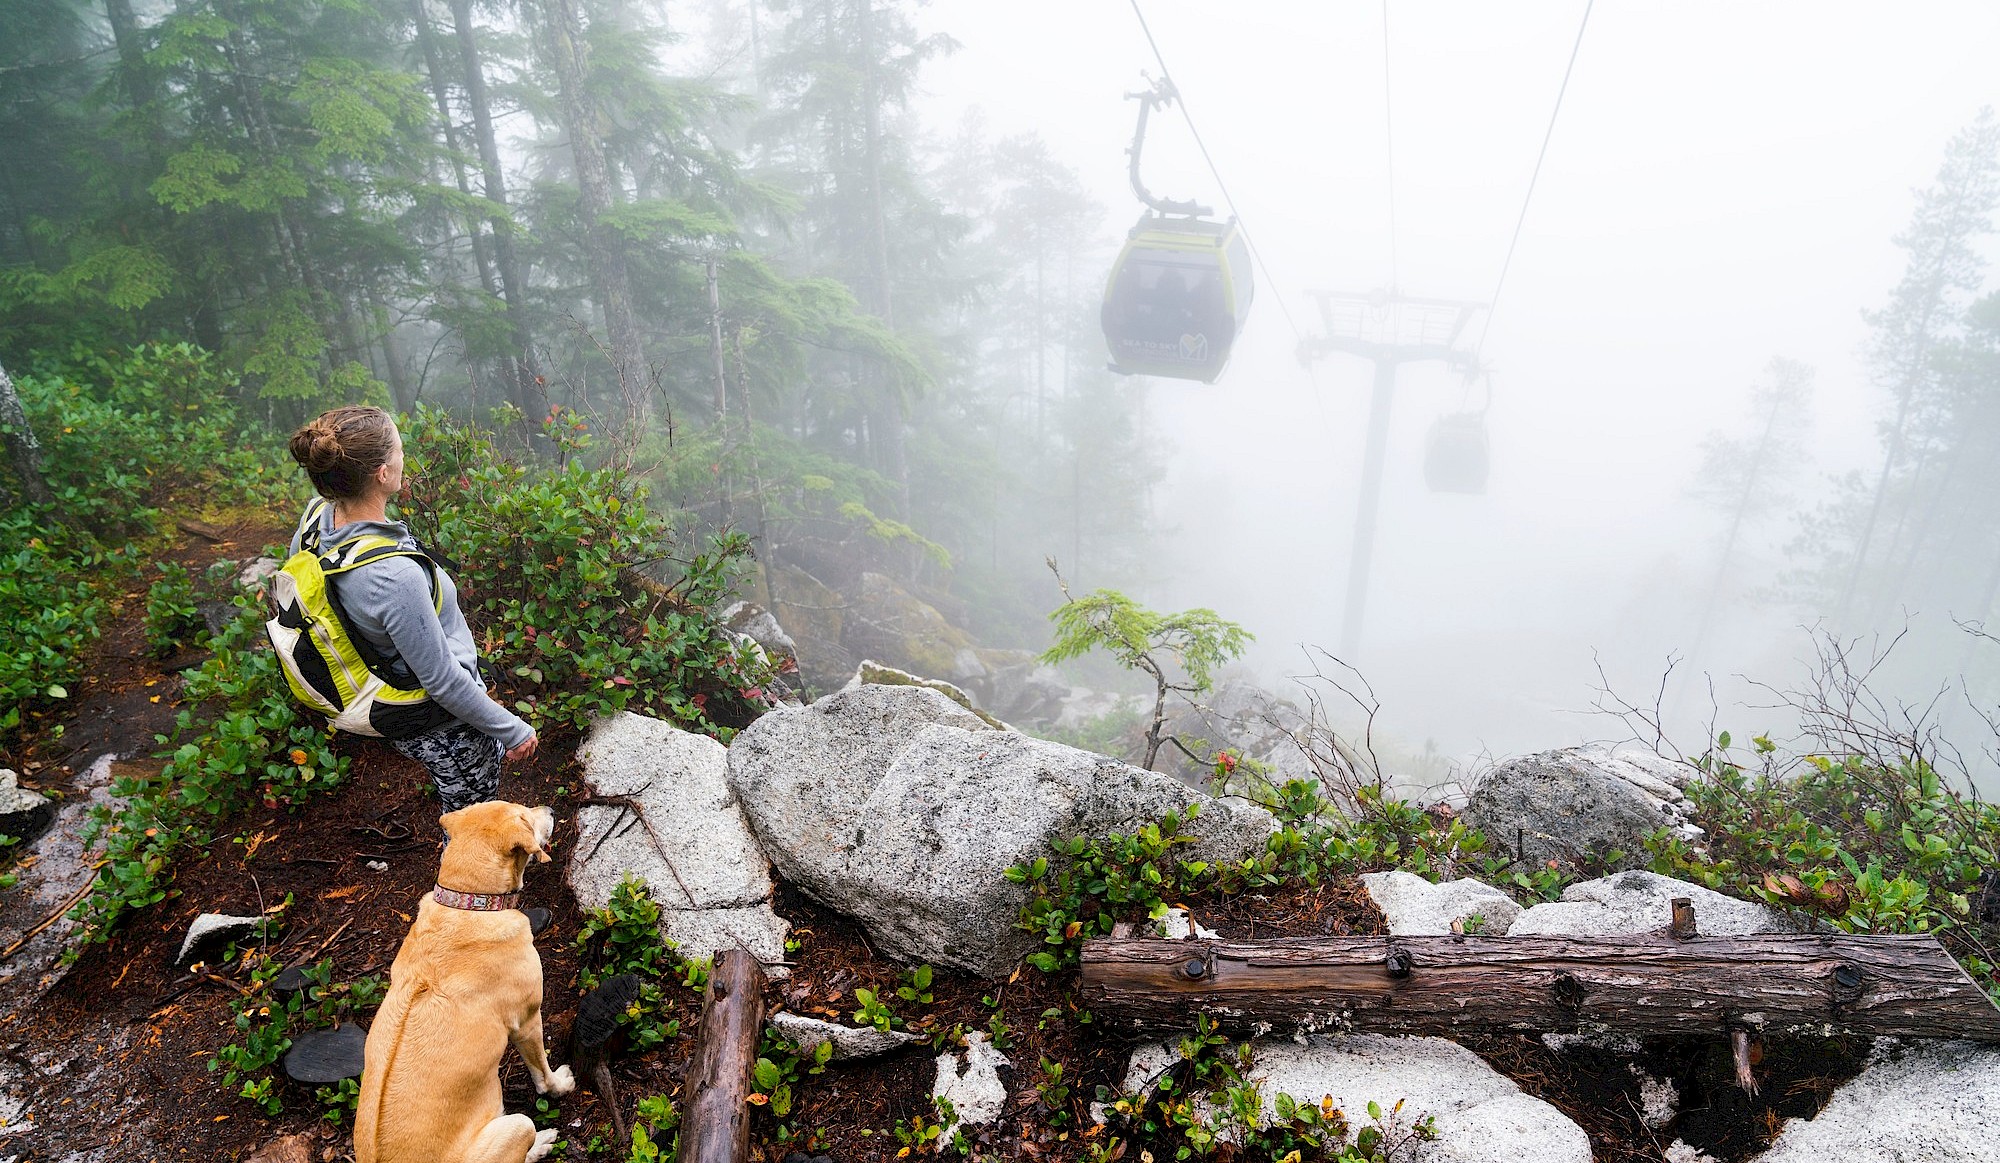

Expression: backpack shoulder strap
xmin=296 ymin=497 xmax=332 ymax=554
xmin=321 ymin=536 xmax=444 ymax=614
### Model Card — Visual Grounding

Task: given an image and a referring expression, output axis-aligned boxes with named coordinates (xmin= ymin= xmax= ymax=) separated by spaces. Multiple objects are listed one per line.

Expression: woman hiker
xmin=287 ymin=404 xmax=536 ymax=813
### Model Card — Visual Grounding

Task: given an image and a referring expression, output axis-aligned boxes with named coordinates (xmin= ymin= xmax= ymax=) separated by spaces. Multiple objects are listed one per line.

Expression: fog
xmin=867 ymin=1 xmax=2000 ymax=781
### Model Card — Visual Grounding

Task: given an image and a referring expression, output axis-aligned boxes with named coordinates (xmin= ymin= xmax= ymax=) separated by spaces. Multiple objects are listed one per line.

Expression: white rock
xmin=1664 ymin=1141 xmax=1719 ymax=1163
xmin=235 ymin=556 xmax=282 ymax=591
xmin=1423 ymin=1090 xmax=1593 ymax=1163
xmin=1510 ymin=870 xmax=1801 ymax=938
xmin=720 ymin=600 xmax=797 ymax=663
xmin=176 ymin=913 xmax=263 ymax=966
xmin=570 ymin=713 xmax=789 ymax=970
xmin=1122 ymin=1041 xmax=1182 ymax=1096
xmin=661 ymin=905 xmax=792 ymax=969
xmin=1632 ymin=1066 xmax=1677 ymax=1129
xmin=728 ymin=685 xmax=1274 ymax=977
xmin=843 ymin=660 xmax=1011 ymax=730
xmin=1156 ymin=907 xmax=1220 ymax=941
xmin=768 ymin=1012 xmax=921 ymax=1061
xmin=1118 ymin=1035 xmax=1590 ymax=1163
xmin=1362 ymin=872 xmax=1522 ymax=936
xmin=932 ymin=1031 xmax=1009 ymax=1138
xmin=0 ymin=754 xmax=124 ymax=1010
xmin=0 ymin=770 xmax=49 ymax=822
xmin=1755 ymin=1039 xmax=2000 ymax=1163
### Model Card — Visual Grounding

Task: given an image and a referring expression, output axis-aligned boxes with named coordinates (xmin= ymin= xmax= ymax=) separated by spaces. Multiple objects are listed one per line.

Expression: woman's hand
xmin=505 ymin=732 xmax=539 ymax=763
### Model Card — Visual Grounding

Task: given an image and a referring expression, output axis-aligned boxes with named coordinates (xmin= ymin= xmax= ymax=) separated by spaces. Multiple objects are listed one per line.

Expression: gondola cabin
xmin=1423 ymin=412 xmax=1490 ymax=494
xmin=1101 ymin=216 xmax=1254 ymax=383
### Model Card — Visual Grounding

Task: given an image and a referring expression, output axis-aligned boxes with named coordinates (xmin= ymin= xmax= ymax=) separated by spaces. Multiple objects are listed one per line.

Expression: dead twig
xmin=295 ymin=917 xmax=355 ymax=966
xmin=0 ymin=863 xmax=102 ymax=960
xmin=577 ymin=794 xmax=698 ymax=907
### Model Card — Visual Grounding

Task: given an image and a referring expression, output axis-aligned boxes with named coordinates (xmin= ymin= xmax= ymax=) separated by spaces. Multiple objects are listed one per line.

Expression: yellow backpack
xmin=265 ymin=498 xmax=454 ymax=739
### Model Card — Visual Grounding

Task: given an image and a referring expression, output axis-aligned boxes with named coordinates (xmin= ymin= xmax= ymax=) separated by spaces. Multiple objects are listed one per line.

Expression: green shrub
xmin=144 ymin=561 xmax=203 ymax=656
xmin=1648 ymin=735 xmax=2000 ymax=1000
xmin=21 ymin=343 xmax=301 ymax=533
xmin=749 ymin=1031 xmax=831 ymax=1150
xmin=626 ymin=1093 xmax=683 ymax=1161
xmin=0 ymin=521 xmax=105 ymax=740
xmin=2 ymin=343 xmax=303 ymax=743
xmin=400 ymin=406 xmax=775 ymax=738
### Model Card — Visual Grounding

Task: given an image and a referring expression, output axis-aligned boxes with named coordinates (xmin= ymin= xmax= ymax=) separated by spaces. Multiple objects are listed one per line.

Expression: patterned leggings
xmin=391 ymin=721 xmax=503 ymax=813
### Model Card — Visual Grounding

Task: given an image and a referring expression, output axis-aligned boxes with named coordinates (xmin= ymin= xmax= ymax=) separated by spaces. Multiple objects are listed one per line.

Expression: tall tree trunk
xmin=449 ymin=0 xmax=543 ymax=422
xmin=221 ymin=14 xmax=347 ymax=368
xmin=412 ymin=0 xmax=500 ymax=300
xmin=369 ymin=288 xmax=418 ymax=411
xmin=541 ymin=0 xmax=648 ymax=436
xmin=856 ymin=0 xmax=907 ymax=515
xmin=1687 ymin=390 xmax=1787 ymax=671
xmin=0 ymin=360 xmax=56 ymax=509
xmin=103 ymin=0 xmax=156 ymax=110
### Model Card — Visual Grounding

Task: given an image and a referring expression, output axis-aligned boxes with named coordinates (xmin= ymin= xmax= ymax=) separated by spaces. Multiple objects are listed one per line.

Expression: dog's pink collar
xmin=432 ymin=884 xmax=522 ymax=912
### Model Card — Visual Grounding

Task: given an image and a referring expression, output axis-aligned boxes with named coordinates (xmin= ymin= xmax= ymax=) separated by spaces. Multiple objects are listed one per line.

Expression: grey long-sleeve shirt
xmin=290 ymin=507 xmax=533 ymax=749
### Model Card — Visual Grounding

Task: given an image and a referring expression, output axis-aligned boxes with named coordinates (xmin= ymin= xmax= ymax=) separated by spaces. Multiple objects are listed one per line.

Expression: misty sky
xmin=891 ymin=1 xmax=2000 ymax=770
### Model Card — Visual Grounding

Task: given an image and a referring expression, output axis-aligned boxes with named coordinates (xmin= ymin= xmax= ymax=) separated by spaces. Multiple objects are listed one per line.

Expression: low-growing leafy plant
xmin=208 ymin=953 xmax=384 ymax=1115
xmin=317 ymin=1078 xmax=361 ymax=1122
xmin=749 ymin=1031 xmax=830 ymax=1150
xmin=1008 ymin=781 xmax=1519 ymax=976
xmin=627 ymin=1093 xmax=681 ymax=1161
xmin=0 ymin=523 xmax=107 ymax=741
xmin=1099 ymin=1013 xmax=1438 ymax=1162
xmin=1036 ymin=1056 xmax=1073 ymax=1127
xmin=1648 ymin=733 xmax=2000 ymax=1000
xmin=896 ymin=963 xmax=935 ymax=1007
xmin=893 ymin=1106 xmax=947 ymax=1156
xmin=852 ymin=986 xmax=901 ymax=1032
xmin=573 ymin=875 xmax=689 ymax=1049
xmin=2 ymin=344 xmax=302 ymax=745
xmin=72 ymin=600 xmax=349 ymax=949
xmin=143 ymin=561 xmax=203 ymax=656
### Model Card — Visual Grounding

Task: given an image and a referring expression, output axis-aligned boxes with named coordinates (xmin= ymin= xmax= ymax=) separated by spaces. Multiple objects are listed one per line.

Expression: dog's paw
xmin=525 ymin=1126 xmax=559 ymax=1162
xmin=538 ymin=1064 xmax=576 ymax=1097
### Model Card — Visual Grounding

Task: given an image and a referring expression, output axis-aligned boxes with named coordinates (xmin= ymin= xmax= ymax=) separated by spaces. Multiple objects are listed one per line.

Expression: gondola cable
xmin=1471 ymin=0 xmax=1595 ymax=364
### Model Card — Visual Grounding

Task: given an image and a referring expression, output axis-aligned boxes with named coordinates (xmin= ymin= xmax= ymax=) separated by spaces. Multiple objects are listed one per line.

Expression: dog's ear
xmin=439 ymin=805 xmax=466 ymax=841
xmin=513 ymin=805 xmax=552 ymax=864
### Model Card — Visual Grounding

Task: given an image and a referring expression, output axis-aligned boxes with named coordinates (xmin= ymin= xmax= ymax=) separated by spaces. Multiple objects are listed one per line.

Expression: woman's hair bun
xmin=307 ymin=425 xmax=344 ymax=473
xmin=289 ymin=420 xmax=342 ymax=474
xmin=288 ymin=406 xmax=394 ymax=499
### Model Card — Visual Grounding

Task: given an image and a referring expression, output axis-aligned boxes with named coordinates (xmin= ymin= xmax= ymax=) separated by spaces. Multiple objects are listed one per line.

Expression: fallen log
xmin=1078 ymin=932 xmax=2000 ymax=1042
xmin=676 ymin=950 xmax=768 ymax=1163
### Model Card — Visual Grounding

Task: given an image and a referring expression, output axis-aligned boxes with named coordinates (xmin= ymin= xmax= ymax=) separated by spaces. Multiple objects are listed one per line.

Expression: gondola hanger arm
xmin=1124 ymin=74 xmax=1212 ymax=219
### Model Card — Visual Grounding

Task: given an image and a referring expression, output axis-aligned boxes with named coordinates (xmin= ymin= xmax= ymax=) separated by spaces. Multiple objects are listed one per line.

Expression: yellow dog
xmin=357 ymin=801 xmax=575 ymax=1163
